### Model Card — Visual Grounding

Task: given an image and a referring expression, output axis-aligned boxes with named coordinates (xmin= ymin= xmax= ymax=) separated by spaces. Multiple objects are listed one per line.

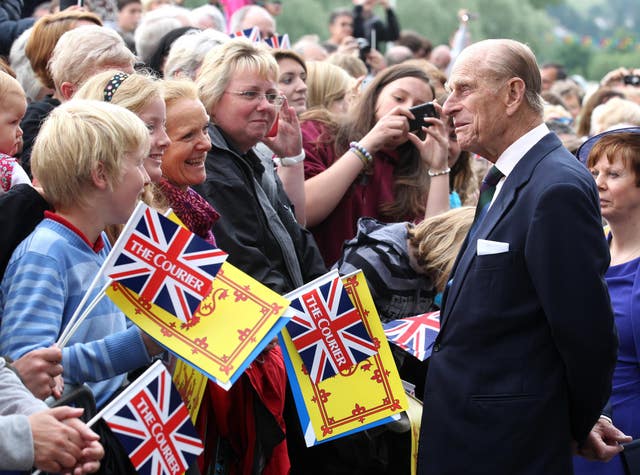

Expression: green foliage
xmin=589 ymin=50 xmax=640 ymax=81
xmin=215 ymin=0 xmax=639 ymax=81
xmin=542 ymin=41 xmax=593 ymax=77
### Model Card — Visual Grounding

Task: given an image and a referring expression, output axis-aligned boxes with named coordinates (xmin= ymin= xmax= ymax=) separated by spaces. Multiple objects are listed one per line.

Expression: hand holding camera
xmin=623 ymin=75 xmax=640 ymax=87
xmin=407 ymin=102 xmax=439 ymax=132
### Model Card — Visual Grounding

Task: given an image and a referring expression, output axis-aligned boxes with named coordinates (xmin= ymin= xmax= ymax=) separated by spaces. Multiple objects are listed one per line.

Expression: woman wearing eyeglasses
xmin=192 ymin=38 xmax=326 ymax=475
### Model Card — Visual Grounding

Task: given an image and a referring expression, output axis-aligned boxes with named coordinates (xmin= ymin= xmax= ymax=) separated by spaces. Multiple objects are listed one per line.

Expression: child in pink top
xmin=0 ymin=71 xmax=30 ymax=194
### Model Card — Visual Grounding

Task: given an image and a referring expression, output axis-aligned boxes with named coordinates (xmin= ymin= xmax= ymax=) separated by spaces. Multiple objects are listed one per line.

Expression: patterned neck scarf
xmin=157 ymin=178 xmax=220 ymax=246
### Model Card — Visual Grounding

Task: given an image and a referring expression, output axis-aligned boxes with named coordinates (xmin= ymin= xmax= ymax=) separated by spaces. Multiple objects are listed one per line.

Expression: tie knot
xmin=482 ymin=165 xmax=504 ymax=189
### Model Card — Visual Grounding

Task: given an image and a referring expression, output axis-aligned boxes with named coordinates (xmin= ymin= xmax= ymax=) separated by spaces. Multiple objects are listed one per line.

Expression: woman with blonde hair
xmin=153 ymin=79 xmax=217 ymax=245
xmin=193 ymin=38 xmax=326 ymax=475
xmin=305 ymin=60 xmax=356 ymax=115
xmin=335 ymin=206 xmax=474 ymax=322
xmin=74 ymin=70 xmax=170 ymax=184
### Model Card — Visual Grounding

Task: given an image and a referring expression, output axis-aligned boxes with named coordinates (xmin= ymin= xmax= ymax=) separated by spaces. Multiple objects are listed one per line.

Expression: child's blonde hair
xmin=407 ymin=206 xmax=475 ymax=292
xmin=75 ymin=70 xmax=163 ymax=115
xmin=0 ymin=70 xmax=26 ymax=103
xmin=32 ymin=99 xmax=150 ymax=210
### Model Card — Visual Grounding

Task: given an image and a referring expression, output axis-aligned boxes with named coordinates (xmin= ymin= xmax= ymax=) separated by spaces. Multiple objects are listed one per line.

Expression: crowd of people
xmin=0 ymin=0 xmax=639 ymax=473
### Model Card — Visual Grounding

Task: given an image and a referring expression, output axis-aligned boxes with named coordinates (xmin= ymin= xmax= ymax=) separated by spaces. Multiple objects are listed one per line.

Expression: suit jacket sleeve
xmin=525 ymin=180 xmax=617 ymax=443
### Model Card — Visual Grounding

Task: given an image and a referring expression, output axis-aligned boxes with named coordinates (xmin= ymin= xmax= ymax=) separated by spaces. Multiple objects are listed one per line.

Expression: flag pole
xmin=57 ymin=281 xmax=110 ymax=348
xmin=55 ymin=201 xmax=147 ymax=347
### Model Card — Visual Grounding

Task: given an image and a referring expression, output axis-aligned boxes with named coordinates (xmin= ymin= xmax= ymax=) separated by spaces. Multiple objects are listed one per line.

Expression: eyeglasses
xmin=226 ymin=90 xmax=285 ymax=106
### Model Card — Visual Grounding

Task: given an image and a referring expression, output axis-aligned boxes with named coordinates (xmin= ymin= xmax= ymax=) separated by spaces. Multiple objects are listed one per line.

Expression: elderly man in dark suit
xmin=417 ymin=38 xmax=620 ymax=474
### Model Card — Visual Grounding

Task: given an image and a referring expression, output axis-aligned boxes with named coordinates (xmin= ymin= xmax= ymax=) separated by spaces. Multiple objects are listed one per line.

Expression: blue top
xmin=0 ymin=217 xmax=152 ymax=407
xmin=574 ymin=255 xmax=640 ymax=475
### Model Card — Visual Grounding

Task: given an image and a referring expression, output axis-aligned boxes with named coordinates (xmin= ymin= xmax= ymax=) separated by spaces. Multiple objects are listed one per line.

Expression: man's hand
xmin=576 ymin=417 xmax=633 ymax=462
xmin=63 ymin=417 xmax=104 ymax=475
xmin=13 ymin=345 xmax=64 ymax=399
xmin=29 ymin=407 xmax=86 ymax=472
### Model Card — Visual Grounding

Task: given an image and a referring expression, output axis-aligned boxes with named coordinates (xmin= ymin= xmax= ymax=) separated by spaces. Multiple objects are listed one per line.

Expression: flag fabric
xmin=106 ymin=261 xmax=290 ymax=388
xmin=100 ymin=361 xmax=204 ymax=475
xmin=285 ymin=269 xmax=377 ymax=384
xmin=383 ymin=311 xmax=440 ymax=361
xmin=280 ymin=270 xmax=408 ymax=446
xmin=172 ymin=359 xmax=208 ymax=424
xmin=105 ymin=203 xmax=227 ymax=323
xmin=263 ymin=33 xmax=291 ymax=49
xmin=229 ymin=26 xmax=261 ymax=42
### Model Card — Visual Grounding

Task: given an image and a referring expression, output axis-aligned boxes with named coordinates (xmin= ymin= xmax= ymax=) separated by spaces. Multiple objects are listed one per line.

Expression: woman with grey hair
xmin=164 ymin=28 xmax=229 ymax=80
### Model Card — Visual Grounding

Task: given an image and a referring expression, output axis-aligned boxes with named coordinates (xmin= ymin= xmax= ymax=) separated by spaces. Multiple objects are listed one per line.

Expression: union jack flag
xmin=285 ymin=270 xmax=378 ymax=383
xmin=383 ymin=311 xmax=440 ymax=361
xmin=105 ymin=203 xmax=227 ymax=323
xmin=229 ymin=26 xmax=261 ymax=43
xmin=100 ymin=361 xmax=204 ymax=475
xmin=263 ymin=33 xmax=291 ymax=49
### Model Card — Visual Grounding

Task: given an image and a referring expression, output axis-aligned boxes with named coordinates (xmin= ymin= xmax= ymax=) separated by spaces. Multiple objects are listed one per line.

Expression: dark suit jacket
xmin=417 ymin=133 xmax=617 ymax=475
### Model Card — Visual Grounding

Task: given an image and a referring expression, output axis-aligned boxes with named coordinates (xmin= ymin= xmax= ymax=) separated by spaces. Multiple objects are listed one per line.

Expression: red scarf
xmin=157 ymin=179 xmax=220 ymax=246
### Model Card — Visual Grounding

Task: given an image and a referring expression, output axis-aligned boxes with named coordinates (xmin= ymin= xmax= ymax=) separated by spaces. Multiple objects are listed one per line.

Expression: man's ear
xmin=504 ymin=77 xmax=526 ymax=116
xmin=91 ymin=162 xmax=108 ymax=190
xmin=59 ymin=82 xmax=76 ymax=101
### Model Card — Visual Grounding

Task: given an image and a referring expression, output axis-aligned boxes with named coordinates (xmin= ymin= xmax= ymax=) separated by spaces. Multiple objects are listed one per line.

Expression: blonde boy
xmin=0 ymin=99 xmax=162 ymax=408
xmin=0 ymin=71 xmax=29 ymax=194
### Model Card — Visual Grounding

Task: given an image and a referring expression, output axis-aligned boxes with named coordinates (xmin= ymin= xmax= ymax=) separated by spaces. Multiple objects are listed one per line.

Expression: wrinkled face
xmin=0 ymin=92 xmax=26 ymax=157
xmin=213 ymin=69 xmax=279 ymax=153
xmin=136 ymin=96 xmax=170 ymax=183
xmin=591 ymin=153 xmax=640 ymax=223
xmin=110 ymin=146 xmax=150 ymax=224
xmin=161 ymin=98 xmax=211 ymax=189
xmin=277 ymin=58 xmax=307 ymax=115
xmin=329 ymin=13 xmax=353 ymax=43
xmin=443 ymin=53 xmax=508 ymax=161
xmin=445 ymin=115 xmax=461 ymax=167
xmin=241 ymin=11 xmax=276 ymax=39
xmin=118 ymin=2 xmax=142 ymax=32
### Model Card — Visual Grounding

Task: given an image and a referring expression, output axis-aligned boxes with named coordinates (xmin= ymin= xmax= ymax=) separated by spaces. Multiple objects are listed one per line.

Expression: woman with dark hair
xmin=272 ymin=49 xmax=308 ymax=116
xmin=302 ymin=63 xmax=449 ymax=265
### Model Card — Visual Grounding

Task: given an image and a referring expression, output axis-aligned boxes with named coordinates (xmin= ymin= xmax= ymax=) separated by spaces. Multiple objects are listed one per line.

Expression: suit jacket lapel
xmin=439 ymin=133 xmax=564 ymax=331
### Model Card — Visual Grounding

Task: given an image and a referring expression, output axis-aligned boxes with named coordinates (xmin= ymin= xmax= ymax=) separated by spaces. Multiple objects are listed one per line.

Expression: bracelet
xmin=275 ymin=150 xmax=305 ymax=167
xmin=428 ymin=167 xmax=451 ymax=177
xmin=349 ymin=147 xmax=369 ymax=166
xmin=349 ymin=141 xmax=373 ymax=164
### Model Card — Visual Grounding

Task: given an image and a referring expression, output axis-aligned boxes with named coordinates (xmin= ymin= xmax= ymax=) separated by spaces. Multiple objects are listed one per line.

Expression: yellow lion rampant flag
xmin=106 ymin=261 xmax=290 ymax=389
xmin=279 ymin=270 xmax=408 ymax=446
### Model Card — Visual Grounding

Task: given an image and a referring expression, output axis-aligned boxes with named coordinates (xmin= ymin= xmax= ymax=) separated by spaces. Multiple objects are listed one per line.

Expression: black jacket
xmin=0 ymin=0 xmax=33 ymax=57
xmin=192 ymin=125 xmax=326 ymax=294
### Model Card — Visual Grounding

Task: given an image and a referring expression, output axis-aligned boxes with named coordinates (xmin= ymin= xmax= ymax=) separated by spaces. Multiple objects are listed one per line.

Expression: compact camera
xmin=407 ymin=102 xmax=439 ymax=132
xmin=623 ymin=75 xmax=640 ymax=86
xmin=356 ymin=37 xmax=371 ymax=61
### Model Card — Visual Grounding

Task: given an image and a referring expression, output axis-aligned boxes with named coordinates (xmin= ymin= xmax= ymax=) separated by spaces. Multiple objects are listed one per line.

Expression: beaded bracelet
xmin=427 ymin=167 xmax=451 ymax=177
xmin=350 ymin=147 xmax=369 ymax=166
xmin=349 ymin=141 xmax=373 ymax=164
